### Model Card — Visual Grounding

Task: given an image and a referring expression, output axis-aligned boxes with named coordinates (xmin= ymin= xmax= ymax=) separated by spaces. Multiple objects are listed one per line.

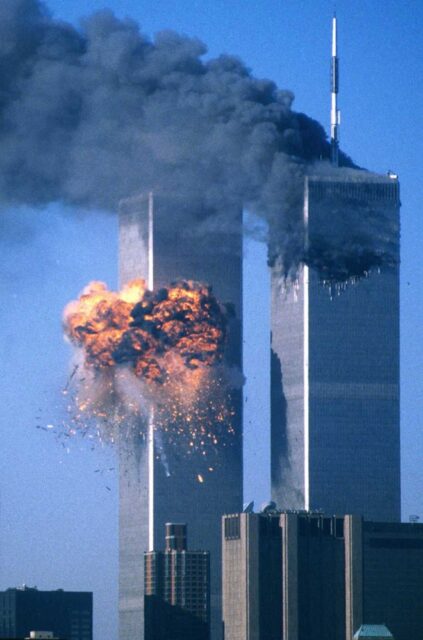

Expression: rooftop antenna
xmin=330 ymin=12 xmax=340 ymax=166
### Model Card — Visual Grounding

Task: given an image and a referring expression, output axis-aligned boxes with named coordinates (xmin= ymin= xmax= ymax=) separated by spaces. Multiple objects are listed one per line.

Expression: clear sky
xmin=0 ymin=1 xmax=422 ymax=639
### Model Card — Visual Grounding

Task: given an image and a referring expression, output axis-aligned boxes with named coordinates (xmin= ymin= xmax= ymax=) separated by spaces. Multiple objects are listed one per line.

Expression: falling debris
xmin=63 ymin=364 xmax=79 ymax=393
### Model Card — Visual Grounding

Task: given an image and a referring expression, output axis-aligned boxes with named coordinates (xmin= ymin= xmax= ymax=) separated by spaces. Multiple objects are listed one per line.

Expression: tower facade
xmin=118 ymin=195 xmax=243 ymax=640
xmin=271 ymin=172 xmax=400 ymax=521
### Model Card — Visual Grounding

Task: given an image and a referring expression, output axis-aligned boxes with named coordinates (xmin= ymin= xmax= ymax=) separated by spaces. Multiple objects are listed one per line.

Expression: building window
xmin=224 ymin=516 xmax=240 ymax=540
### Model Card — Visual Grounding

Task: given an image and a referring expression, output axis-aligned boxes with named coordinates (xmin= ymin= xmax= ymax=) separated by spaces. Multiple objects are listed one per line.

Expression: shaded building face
xmin=118 ymin=195 xmax=243 ymax=640
xmin=223 ymin=512 xmax=423 ymax=640
xmin=0 ymin=588 xmax=92 ymax=640
xmin=271 ymin=173 xmax=400 ymax=522
xmin=222 ymin=512 xmax=282 ymax=640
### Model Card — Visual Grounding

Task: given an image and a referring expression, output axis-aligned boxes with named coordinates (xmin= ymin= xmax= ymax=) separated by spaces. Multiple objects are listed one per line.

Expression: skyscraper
xmin=118 ymin=194 xmax=243 ymax=640
xmin=271 ymin=171 xmax=400 ymax=521
xmin=270 ymin=15 xmax=401 ymax=521
xmin=144 ymin=523 xmax=210 ymax=640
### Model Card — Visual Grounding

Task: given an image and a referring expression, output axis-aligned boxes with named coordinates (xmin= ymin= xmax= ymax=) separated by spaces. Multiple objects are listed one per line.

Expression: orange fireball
xmin=63 ymin=279 xmax=227 ymax=383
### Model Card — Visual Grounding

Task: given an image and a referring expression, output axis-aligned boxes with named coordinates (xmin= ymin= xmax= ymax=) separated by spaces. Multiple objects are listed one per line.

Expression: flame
xmin=62 ymin=279 xmax=236 ymax=462
xmin=63 ymin=279 xmax=227 ymax=383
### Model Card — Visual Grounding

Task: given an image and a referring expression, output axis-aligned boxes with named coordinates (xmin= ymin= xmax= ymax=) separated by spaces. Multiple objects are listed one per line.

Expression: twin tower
xmin=118 ymin=170 xmax=400 ymax=640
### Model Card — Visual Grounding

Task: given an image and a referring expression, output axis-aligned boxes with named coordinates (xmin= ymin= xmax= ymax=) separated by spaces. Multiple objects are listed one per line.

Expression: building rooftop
xmin=354 ymin=624 xmax=394 ymax=639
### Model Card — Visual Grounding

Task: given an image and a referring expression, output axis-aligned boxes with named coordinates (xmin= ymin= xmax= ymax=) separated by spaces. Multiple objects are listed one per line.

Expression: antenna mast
xmin=330 ymin=13 xmax=340 ymax=166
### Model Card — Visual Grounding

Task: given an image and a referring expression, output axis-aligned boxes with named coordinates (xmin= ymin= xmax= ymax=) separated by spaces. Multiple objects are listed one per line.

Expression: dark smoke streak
xmin=2 ymin=0 xmax=397 ymax=282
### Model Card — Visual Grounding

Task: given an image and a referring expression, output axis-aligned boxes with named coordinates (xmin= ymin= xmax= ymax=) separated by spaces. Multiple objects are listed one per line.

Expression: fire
xmin=62 ymin=279 xmax=235 ymax=461
xmin=63 ymin=279 xmax=227 ymax=383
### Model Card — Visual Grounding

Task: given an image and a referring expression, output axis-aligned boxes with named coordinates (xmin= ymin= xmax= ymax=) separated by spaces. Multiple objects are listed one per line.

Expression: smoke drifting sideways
xmin=1 ymin=0 xmax=398 ymax=282
xmin=63 ymin=279 xmax=238 ymax=461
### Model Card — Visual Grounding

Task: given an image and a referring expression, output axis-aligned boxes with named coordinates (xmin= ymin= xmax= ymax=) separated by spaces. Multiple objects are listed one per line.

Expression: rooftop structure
xmin=354 ymin=626 xmax=394 ymax=640
xmin=26 ymin=633 xmax=60 ymax=640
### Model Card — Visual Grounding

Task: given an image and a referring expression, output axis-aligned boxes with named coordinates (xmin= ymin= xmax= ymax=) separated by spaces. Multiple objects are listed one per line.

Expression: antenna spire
xmin=330 ymin=13 xmax=340 ymax=166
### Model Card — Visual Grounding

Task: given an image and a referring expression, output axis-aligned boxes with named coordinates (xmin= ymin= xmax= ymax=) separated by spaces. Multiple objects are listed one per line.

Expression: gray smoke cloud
xmin=0 ymin=0 xmax=396 ymax=281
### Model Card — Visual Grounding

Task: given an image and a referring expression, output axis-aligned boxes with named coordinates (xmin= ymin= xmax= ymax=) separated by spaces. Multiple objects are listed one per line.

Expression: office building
xmin=144 ymin=523 xmax=210 ymax=640
xmin=118 ymin=194 xmax=243 ymax=640
xmin=0 ymin=587 xmax=92 ymax=640
xmin=271 ymin=14 xmax=400 ymax=521
xmin=271 ymin=171 xmax=400 ymax=521
xmin=222 ymin=508 xmax=282 ymax=640
xmin=222 ymin=511 xmax=423 ymax=640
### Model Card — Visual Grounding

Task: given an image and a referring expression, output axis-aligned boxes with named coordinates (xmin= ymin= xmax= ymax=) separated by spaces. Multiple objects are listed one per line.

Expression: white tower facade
xmin=118 ymin=194 xmax=243 ymax=640
xmin=271 ymin=172 xmax=400 ymax=521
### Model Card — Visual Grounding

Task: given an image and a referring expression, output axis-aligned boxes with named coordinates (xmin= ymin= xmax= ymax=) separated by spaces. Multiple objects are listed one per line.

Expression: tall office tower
xmin=118 ymin=194 xmax=243 ymax=640
xmin=144 ymin=523 xmax=210 ymax=640
xmin=271 ymin=171 xmax=400 ymax=520
xmin=0 ymin=587 xmax=92 ymax=640
xmin=222 ymin=511 xmax=423 ymax=640
xmin=222 ymin=509 xmax=282 ymax=640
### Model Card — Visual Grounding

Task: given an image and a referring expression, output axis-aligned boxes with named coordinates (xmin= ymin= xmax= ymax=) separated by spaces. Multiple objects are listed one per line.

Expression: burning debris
xmin=63 ymin=279 xmax=236 ymax=458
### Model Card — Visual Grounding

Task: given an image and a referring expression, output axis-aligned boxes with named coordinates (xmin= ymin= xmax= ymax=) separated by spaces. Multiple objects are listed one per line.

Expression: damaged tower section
xmin=271 ymin=171 xmax=400 ymax=521
xmin=118 ymin=194 xmax=243 ymax=640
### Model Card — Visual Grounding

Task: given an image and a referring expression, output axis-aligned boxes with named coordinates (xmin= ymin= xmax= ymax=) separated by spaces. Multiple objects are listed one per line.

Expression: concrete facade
xmin=118 ymin=195 xmax=243 ymax=640
xmin=222 ymin=512 xmax=423 ymax=640
xmin=271 ymin=173 xmax=400 ymax=521
xmin=222 ymin=512 xmax=282 ymax=640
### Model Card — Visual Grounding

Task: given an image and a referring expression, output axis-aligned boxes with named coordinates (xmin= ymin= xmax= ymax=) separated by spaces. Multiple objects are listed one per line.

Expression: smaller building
xmin=222 ymin=510 xmax=423 ymax=640
xmin=144 ymin=523 xmax=210 ymax=640
xmin=0 ymin=586 xmax=92 ymax=640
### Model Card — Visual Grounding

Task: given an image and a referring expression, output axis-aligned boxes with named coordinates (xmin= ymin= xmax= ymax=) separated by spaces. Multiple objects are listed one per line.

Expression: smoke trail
xmin=0 ymin=0 xmax=397 ymax=281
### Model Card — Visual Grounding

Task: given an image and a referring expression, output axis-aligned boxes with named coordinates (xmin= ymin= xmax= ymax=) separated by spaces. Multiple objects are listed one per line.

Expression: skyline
xmin=0 ymin=2 xmax=422 ymax=639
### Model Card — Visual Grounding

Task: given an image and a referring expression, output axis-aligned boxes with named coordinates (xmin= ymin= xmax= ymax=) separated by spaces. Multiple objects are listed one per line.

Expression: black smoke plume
xmin=0 ymin=0 xmax=396 ymax=281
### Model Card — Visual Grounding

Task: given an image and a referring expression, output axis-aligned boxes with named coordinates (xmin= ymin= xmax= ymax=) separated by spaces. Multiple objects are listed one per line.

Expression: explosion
xmin=64 ymin=279 xmax=227 ymax=381
xmin=63 ymin=279 xmax=235 ymax=458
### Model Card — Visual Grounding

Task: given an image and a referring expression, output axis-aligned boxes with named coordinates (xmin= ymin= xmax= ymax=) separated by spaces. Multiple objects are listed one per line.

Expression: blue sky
xmin=0 ymin=2 xmax=422 ymax=638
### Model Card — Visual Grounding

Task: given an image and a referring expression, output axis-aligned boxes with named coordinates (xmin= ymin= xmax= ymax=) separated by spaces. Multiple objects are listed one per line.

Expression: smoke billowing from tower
xmin=0 ymin=0 xmax=399 ymax=282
